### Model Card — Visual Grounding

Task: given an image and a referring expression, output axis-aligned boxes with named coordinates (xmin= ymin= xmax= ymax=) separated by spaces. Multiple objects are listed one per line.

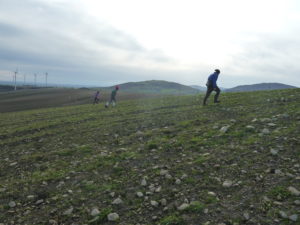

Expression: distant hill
xmin=107 ymin=80 xmax=199 ymax=95
xmin=226 ymin=83 xmax=297 ymax=92
xmin=189 ymin=85 xmax=206 ymax=92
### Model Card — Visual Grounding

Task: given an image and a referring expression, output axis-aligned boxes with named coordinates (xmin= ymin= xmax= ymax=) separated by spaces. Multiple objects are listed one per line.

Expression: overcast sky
xmin=0 ymin=0 xmax=299 ymax=87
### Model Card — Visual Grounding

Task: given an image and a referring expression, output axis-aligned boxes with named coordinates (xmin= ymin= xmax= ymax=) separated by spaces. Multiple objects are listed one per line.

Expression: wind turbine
xmin=34 ymin=73 xmax=37 ymax=86
xmin=45 ymin=72 xmax=48 ymax=87
xmin=13 ymin=68 xmax=18 ymax=91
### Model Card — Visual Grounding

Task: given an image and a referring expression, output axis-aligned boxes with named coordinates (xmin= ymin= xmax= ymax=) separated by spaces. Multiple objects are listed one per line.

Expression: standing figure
xmin=105 ymin=86 xmax=119 ymax=108
xmin=93 ymin=91 xmax=100 ymax=104
xmin=203 ymin=69 xmax=221 ymax=106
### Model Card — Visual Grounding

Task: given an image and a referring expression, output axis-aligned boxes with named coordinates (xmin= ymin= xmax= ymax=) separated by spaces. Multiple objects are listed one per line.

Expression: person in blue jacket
xmin=203 ymin=69 xmax=221 ymax=106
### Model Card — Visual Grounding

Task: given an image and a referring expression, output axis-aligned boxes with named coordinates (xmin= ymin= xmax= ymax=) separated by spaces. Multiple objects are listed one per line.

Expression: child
xmin=105 ymin=86 xmax=119 ymax=108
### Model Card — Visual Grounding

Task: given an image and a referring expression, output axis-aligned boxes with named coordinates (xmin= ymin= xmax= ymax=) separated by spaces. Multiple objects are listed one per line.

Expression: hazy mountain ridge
xmin=108 ymin=80 xmax=199 ymax=95
xmin=225 ymin=83 xmax=297 ymax=92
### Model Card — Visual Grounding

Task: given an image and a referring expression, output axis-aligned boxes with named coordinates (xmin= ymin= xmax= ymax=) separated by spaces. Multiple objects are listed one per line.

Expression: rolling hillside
xmin=0 ymin=88 xmax=299 ymax=224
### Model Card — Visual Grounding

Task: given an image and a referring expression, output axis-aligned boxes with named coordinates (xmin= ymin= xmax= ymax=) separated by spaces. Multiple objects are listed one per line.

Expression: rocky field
xmin=0 ymin=88 xmax=299 ymax=225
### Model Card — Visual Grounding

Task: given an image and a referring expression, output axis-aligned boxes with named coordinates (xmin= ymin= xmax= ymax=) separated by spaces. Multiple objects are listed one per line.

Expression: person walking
xmin=203 ymin=69 xmax=221 ymax=106
xmin=93 ymin=91 xmax=100 ymax=104
xmin=105 ymin=86 xmax=119 ymax=108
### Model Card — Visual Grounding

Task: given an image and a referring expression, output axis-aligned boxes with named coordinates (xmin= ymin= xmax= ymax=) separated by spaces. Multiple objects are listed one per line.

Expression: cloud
xmin=222 ymin=32 xmax=300 ymax=87
xmin=0 ymin=0 xmax=178 ymax=85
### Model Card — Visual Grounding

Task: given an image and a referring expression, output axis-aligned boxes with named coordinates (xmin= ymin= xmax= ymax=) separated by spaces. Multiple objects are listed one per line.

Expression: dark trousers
xmin=203 ymin=86 xmax=220 ymax=105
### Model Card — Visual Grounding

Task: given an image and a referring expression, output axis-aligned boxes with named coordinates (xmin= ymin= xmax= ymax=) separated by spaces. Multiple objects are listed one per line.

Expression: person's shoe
xmin=214 ymin=100 xmax=221 ymax=103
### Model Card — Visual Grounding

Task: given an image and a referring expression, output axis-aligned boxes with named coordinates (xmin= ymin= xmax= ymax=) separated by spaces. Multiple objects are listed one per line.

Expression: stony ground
xmin=0 ymin=89 xmax=300 ymax=225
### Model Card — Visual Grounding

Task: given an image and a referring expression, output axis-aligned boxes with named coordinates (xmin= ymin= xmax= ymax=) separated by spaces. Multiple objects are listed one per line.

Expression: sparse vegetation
xmin=0 ymin=88 xmax=299 ymax=224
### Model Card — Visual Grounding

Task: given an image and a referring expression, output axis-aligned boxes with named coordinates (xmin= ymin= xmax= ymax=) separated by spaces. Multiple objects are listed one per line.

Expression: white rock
xmin=112 ymin=198 xmax=123 ymax=205
xmin=160 ymin=169 xmax=169 ymax=176
xmin=208 ymin=191 xmax=217 ymax=196
xmin=294 ymin=200 xmax=300 ymax=205
xmin=165 ymin=174 xmax=172 ymax=179
xmin=246 ymin=125 xmax=255 ymax=130
xmin=243 ymin=212 xmax=250 ymax=220
xmin=261 ymin=128 xmax=270 ymax=134
xmin=289 ymin=214 xmax=298 ymax=222
xmin=36 ymin=199 xmax=44 ymax=205
xmin=107 ymin=213 xmax=119 ymax=221
xmin=155 ymin=186 xmax=162 ymax=193
xmin=63 ymin=207 xmax=73 ymax=215
xmin=175 ymin=179 xmax=181 ymax=185
xmin=8 ymin=201 xmax=16 ymax=208
xmin=90 ymin=208 xmax=100 ymax=216
xmin=160 ymin=199 xmax=167 ymax=206
xmin=220 ymin=125 xmax=230 ymax=133
xmin=288 ymin=186 xmax=300 ymax=196
xmin=267 ymin=123 xmax=276 ymax=127
xmin=27 ymin=195 xmax=35 ymax=200
xmin=177 ymin=203 xmax=189 ymax=211
xmin=181 ymin=174 xmax=188 ymax=179
xmin=270 ymin=149 xmax=278 ymax=155
xmin=141 ymin=178 xmax=147 ymax=186
xmin=279 ymin=211 xmax=288 ymax=219
xmin=136 ymin=192 xmax=144 ymax=197
xmin=150 ymin=200 xmax=159 ymax=207
xmin=222 ymin=180 xmax=233 ymax=188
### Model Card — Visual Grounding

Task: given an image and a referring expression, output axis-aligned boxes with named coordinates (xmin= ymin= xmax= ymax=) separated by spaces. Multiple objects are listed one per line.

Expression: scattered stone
xmin=107 ymin=213 xmax=119 ymax=221
xmin=165 ymin=174 xmax=172 ymax=179
xmin=204 ymin=208 xmax=209 ymax=214
xmin=8 ymin=201 xmax=16 ymax=208
xmin=294 ymin=200 xmax=300 ymax=205
xmin=289 ymin=214 xmax=298 ymax=222
xmin=260 ymin=118 xmax=272 ymax=122
xmin=152 ymin=216 xmax=158 ymax=220
xmin=141 ymin=178 xmax=147 ymax=186
xmin=222 ymin=180 xmax=233 ymax=188
xmin=220 ymin=125 xmax=230 ymax=133
xmin=246 ymin=125 xmax=255 ymax=130
xmin=181 ymin=174 xmax=188 ymax=179
xmin=279 ymin=211 xmax=288 ymax=219
xmin=243 ymin=212 xmax=250 ymax=220
xmin=110 ymin=192 xmax=115 ymax=197
xmin=112 ymin=197 xmax=123 ymax=205
xmin=267 ymin=123 xmax=276 ymax=127
xmin=36 ymin=199 xmax=44 ymax=205
xmin=136 ymin=192 xmax=144 ymax=198
xmin=63 ymin=207 xmax=73 ymax=215
xmin=175 ymin=179 xmax=181 ymax=185
xmin=90 ymin=208 xmax=100 ymax=217
xmin=0 ymin=188 xmax=6 ymax=192
xmin=270 ymin=149 xmax=278 ymax=155
xmin=160 ymin=169 xmax=168 ymax=176
xmin=230 ymin=119 xmax=236 ymax=123
xmin=9 ymin=162 xmax=18 ymax=166
xmin=160 ymin=199 xmax=167 ymax=206
xmin=288 ymin=186 xmax=300 ymax=196
xmin=150 ymin=200 xmax=159 ymax=207
xmin=208 ymin=191 xmax=217 ymax=196
xmin=155 ymin=186 xmax=162 ymax=193
xmin=177 ymin=203 xmax=189 ymax=211
xmin=49 ymin=220 xmax=58 ymax=225
xmin=261 ymin=128 xmax=270 ymax=135
xmin=27 ymin=195 xmax=35 ymax=200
